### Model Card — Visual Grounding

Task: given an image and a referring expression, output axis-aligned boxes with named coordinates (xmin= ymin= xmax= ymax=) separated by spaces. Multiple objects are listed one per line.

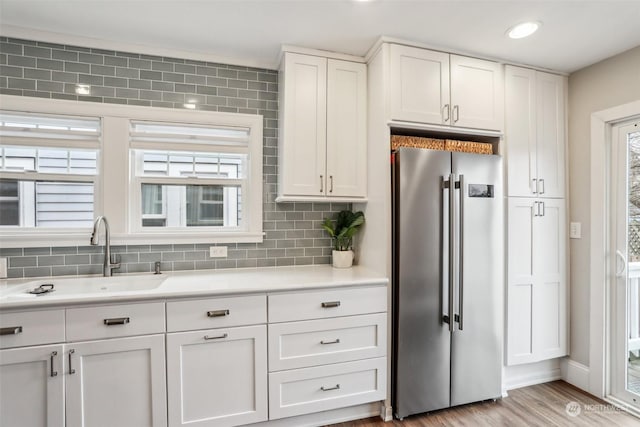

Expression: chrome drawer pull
xmin=103 ymin=317 xmax=130 ymax=326
xmin=204 ymin=333 xmax=228 ymax=340
xmin=321 ymin=301 xmax=341 ymax=308
xmin=320 ymin=339 xmax=341 ymax=345
xmin=50 ymin=351 xmax=58 ymax=377
xmin=0 ymin=326 xmax=23 ymax=336
xmin=207 ymin=309 xmax=230 ymax=318
xmin=320 ymin=384 xmax=340 ymax=392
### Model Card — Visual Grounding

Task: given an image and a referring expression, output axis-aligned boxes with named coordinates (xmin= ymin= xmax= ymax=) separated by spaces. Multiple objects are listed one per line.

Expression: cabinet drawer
xmin=66 ymin=302 xmax=165 ymax=341
xmin=0 ymin=310 xmax=65 ymax=349
xmin=268 ymin=286 xmax=386 ymax=323
xmin=268 ymin=313 xmax=387 ymax=371
xmin=268 ymin=357 xmax=386 ymax=419
xmin=167 ymin=294 xmax=266 ymax=332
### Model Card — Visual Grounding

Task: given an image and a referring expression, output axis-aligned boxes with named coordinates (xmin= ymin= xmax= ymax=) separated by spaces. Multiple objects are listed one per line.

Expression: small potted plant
xmin=322 ymin=210 xmax=365 ymax=268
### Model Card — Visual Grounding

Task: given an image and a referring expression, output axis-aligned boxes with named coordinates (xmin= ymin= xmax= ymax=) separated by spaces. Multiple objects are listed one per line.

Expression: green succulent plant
xmin=322 ymin=210 xmax=365 ymax=251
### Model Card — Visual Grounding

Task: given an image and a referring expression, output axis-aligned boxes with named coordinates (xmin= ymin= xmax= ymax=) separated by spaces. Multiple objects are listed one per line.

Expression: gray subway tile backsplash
xmin=0 ymin=37 xmax=347 ymax=279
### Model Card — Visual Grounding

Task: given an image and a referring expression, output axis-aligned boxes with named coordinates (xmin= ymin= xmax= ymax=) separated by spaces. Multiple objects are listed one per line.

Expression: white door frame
xmin=589 ymin=100 xmax=640 ymax=398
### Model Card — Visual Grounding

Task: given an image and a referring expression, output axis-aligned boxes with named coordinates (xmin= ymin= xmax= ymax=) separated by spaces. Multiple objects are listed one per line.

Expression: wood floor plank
xmin=326 ymin=381 xmax=640 ymax=427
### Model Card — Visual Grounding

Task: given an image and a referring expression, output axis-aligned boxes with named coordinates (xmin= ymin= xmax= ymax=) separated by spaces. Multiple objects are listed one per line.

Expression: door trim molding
xmin=589 ymin=100 xmax=640 ymax=398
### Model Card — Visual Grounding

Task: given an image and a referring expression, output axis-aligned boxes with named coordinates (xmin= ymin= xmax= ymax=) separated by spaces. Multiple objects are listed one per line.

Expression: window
xmin=0 ymin=95 xmax=263 ymax=246
xmin=129 ymin=121 xmax=251 ymax=233
xmin=0 ymin=112 xmax=100 ymax=229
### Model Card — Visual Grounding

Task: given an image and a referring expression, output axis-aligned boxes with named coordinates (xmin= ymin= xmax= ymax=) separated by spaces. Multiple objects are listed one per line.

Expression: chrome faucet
xmin=90 ymin=216 xmax=120 ymax=277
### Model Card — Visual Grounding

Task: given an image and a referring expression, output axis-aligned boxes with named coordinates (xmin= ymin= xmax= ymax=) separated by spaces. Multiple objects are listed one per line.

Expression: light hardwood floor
xmin=327 ymin=381 xmax=640 ymax=426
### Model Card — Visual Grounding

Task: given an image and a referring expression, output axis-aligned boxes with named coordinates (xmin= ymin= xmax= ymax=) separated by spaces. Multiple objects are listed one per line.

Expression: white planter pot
xmin=332 ymin=250 xmax=354 ymax=268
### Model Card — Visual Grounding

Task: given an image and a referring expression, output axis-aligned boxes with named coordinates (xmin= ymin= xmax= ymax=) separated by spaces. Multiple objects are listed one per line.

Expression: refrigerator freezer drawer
xmin=268 ymin=313 xmax=387 ymax=371
xmin=268 ymin=286 xmax=387 ymax=323
xmin=268 ymin=357 xmax=386 ymax=419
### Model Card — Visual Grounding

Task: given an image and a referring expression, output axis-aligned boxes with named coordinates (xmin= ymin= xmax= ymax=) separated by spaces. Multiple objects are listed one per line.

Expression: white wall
xmin=568 ymin=46 xmax=640 ymax=366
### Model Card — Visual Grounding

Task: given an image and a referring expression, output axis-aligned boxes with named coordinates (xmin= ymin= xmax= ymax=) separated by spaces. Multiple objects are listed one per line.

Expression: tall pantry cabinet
xmin=505 ymin=65 xmax=568 ymax=365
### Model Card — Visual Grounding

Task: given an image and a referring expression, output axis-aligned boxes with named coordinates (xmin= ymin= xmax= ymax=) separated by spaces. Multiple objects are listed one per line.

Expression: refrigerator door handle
xmin=456 ymin=175 xmax=464 ymax=331
xmin=448 ymin=173 xmax=455 ymax=333
xmin=441 ymin=176 xmax=452 ymax=329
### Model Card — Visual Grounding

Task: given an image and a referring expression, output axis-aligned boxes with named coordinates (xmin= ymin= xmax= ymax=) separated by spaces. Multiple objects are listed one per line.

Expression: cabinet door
xmin=505 ymin=65 xmax=537 ymax=197
xmin=66 ymin=335 xmax=167 ymax=427
xmin=534 ymin=198 xmax=567 ymax=360
xmin=450 ymin=55 xmax=504 ymax=131
xmin=389 ymin=44 xmax=450 ymax=124
xmin=280 ymin=52 xmax=327 ymax=196
xmin=326 ymin=59 xmax=367 ymax=198
xmin=166 ymin=325 xmax=267 ymax=427
xmin=506 ymin=198 xmax=536 ymax=365
xmin=0 ymin=344 xmax=64 ymax=427
xmin=536 ymin=72 xmax=566 ymax=198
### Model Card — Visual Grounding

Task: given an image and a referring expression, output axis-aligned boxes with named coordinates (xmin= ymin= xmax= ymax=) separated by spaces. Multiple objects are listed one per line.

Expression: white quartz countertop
xmin=0 ymin=265 xmax=389 ymax=310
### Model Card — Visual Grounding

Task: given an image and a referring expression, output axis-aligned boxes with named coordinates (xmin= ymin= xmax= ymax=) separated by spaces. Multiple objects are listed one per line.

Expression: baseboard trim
xmin=249 ymin=403 xmax=379 ymax=427
xmin=380 ymin=402 xmax=393 ymax=421
xmin=503 ymin=359 xmax=562 ymax=391
xmin=561 ymin=359 xmax=590 ymax=392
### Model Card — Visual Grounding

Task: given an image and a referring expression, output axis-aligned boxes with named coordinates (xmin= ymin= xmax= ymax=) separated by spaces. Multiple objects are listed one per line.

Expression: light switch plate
xmin=0 ymin=257 xmax=7 ymax=279
xmin=209 ymin=246 xmax=228 ymax=258
xmin=570 ymin=222 xmax=582 ymax=239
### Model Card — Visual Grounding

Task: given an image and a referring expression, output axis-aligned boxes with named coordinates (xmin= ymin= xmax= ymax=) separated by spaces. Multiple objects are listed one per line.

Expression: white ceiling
xmin=1 ymin=0 xmax=639 ymax=73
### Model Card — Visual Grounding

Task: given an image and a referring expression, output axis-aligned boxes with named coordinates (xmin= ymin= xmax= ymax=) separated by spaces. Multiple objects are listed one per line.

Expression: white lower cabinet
xmin=267 ymin=285 xmax=388 ymax=421
xmin=0 ymin=283 xmax=387 ymax=427
xmin=65 ymin=334 xmax=167 ymax=427
xmin=268 ymin=357 xmax=386 ymax=420
xmin=0 ymin=344 xmax=64 ymax=427
xmin=166 ymin=325 xmax=268 ymax=427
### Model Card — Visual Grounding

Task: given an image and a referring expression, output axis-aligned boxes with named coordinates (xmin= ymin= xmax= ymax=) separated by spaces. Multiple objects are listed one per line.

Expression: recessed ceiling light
xmin=75 ymin=84 xmax=91 ymax=95
xmin=507 ymin=21 xmax=541 ymax=39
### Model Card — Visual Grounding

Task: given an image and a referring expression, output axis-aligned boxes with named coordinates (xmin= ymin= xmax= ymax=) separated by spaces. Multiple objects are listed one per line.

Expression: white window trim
xmin=0 ymin=95 xmax=263 ymax=247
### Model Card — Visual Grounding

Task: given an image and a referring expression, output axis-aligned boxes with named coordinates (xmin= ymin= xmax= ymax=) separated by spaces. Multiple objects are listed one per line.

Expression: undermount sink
xmin=1 ymin=275 xmax=166 ymax=300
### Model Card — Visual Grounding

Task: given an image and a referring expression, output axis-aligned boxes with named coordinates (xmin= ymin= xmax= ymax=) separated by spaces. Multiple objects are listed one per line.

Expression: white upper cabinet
xmin=326 ymin=59 xmax=367 ymax=198
xmin=389 ymin=44 xmax=504 ymax=131
xmin=278 ymin=51 xmax=367 ymax=202
xmin=505 ymin=65 xmax=566 ymax=198
xmin=389 ymin=45 xmax=450 ymax=124
xmin=450 ymin=55 xmax=504 ymax=131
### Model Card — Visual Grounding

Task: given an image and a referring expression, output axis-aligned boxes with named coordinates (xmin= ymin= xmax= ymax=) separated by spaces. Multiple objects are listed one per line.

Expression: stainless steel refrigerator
xmin=391 ymin=147 xmax=503 ymax=419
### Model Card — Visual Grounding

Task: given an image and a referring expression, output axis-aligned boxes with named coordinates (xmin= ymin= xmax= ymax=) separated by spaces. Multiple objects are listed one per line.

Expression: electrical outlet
xmin=570 ymin=222 xmax=582 ymax=239
xmin=0 ymin=257 xmax=7 ymax=279
xmin=209 ymin=246 xmax=228 ymax=258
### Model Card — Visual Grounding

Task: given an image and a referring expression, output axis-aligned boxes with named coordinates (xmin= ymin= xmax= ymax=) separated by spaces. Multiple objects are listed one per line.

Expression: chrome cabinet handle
xmin=329 ymin=175 xmax=334 ymax=193
xmin=320 ymin=384 xmax=340 ymax=391
xmin=320 ymin=175 xmax=324 ymax=193
xmin=204 ymin=333 xmax=228 ymax=340
xmin=103 ymin=317 xmax=130 ymax=326
xmin=532 ymin=178 xmax=538 ymax=194
xmin=539 ymin=179 xmax=545 ymax=195
xmin=0 ymin=326 xmax=23 ymax=336
xmin=50 ymin=351 xmax=58 ymax=377
xmin=443 ymin=104 xmax=450 ymax=123
xmin=533 ymin=201 xmax=539 ymax=217
xmin=453 ymin=105 xmax=459 ymax=123
xmin=321 ymin=301 xmax=340 ymax=308
xmin=69 ymin=349 xmax=76 ymax=374
xmin=540 ymin=201 xmax=545 ymax=217
xmin=320 ymin=339 xmax=340 ymax=345
xmin=207 ymin=309 xmax=230 ymax=318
